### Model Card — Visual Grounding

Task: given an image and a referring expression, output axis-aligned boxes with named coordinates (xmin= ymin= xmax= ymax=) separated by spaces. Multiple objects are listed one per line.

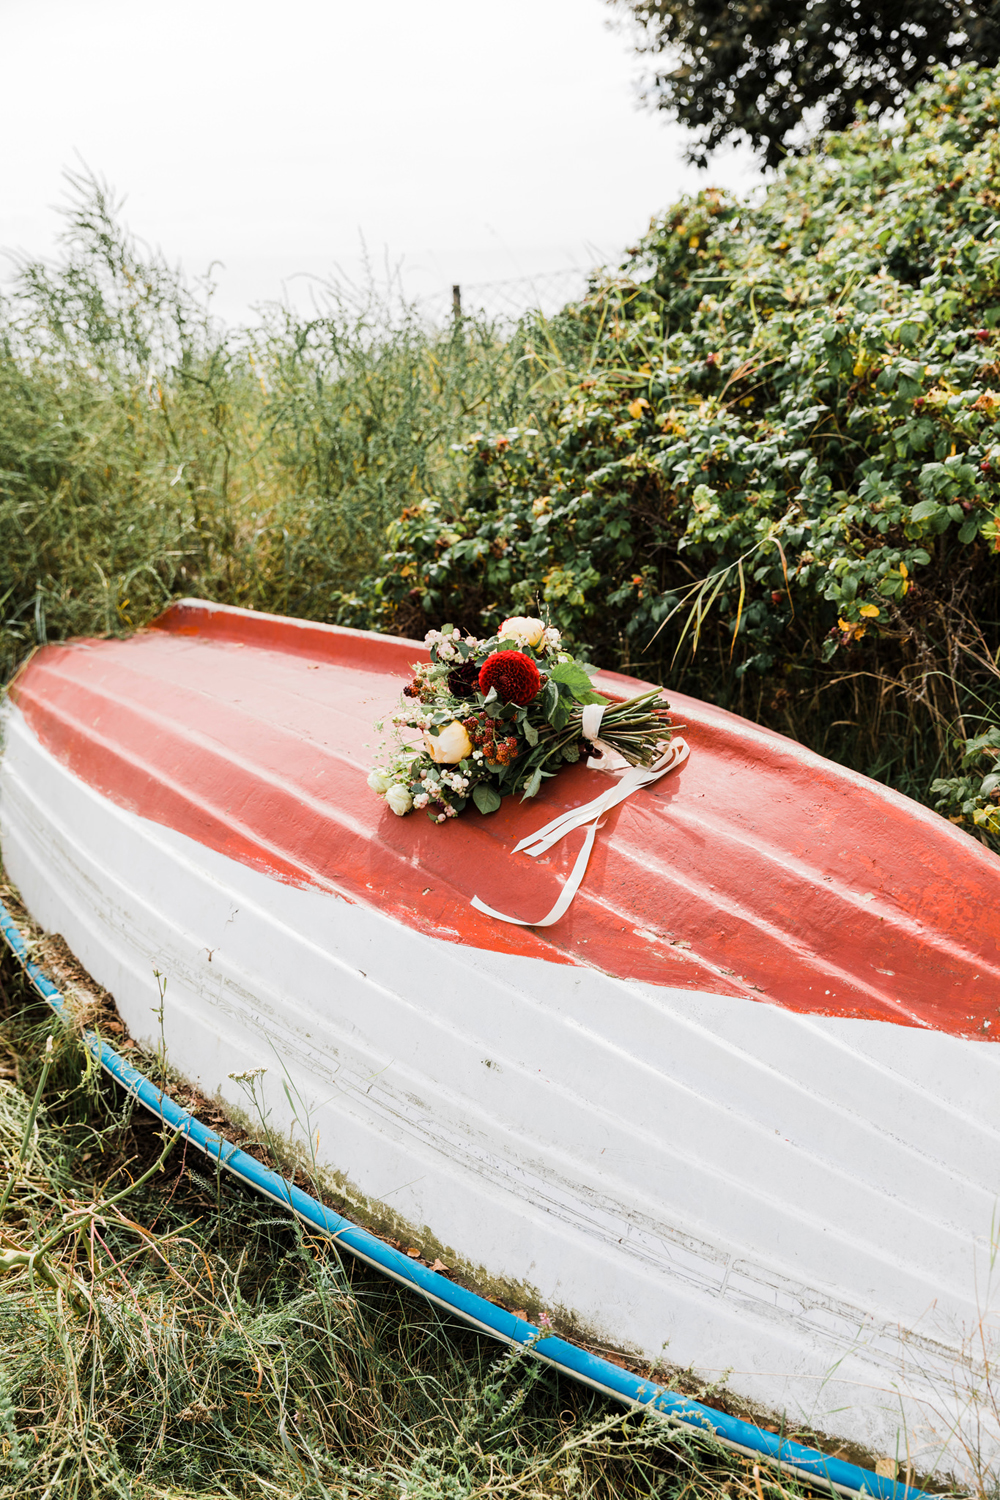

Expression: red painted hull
xmin=11 ymin=599 xmax=1000 ymax=1038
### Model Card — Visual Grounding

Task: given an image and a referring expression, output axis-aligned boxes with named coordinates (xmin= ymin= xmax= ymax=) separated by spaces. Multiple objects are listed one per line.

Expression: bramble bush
xmin=343 ymin=65 xmax=1000 ymax=843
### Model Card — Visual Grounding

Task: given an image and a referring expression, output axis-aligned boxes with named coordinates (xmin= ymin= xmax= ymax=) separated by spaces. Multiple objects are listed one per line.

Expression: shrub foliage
xmin=350 ymin=66 xmax=1000 ymax=841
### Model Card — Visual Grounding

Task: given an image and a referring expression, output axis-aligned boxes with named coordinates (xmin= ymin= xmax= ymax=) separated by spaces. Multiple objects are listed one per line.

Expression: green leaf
xmin=549 ymin=660 xmax=610 ymax=705
xmin=472 ymin=783 xmax=502 ymax=815
xmin=522 ymin=719 xmax=539 ymax=747
xmin=548 ymin=683 xmax=573 ymax=731
xmin=522 ymin=768 xmax=543 ymax=799
xmin=909 ymin=499 xmax=942 ymax=523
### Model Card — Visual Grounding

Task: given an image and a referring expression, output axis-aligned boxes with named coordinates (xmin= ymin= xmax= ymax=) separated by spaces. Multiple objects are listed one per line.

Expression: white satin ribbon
xmin=471 ymin=736 xmax=690 ymax=928
xmin=580 ymin=703 xmax=622 ymax=771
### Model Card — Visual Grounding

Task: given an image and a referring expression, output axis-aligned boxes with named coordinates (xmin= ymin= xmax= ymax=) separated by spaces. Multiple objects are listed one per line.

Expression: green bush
xmin=351 ymin=65 xmax=1000 ymax=841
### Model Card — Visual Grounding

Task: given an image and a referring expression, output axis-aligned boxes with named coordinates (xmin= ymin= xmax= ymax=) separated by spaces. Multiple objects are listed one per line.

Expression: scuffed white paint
xmin=3 ymin=702 xmax=1000 ymax=1471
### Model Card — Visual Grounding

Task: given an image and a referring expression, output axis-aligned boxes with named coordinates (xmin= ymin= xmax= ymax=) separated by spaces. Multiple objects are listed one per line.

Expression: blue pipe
xmin=0 ymin=896 xmax=923 ymax=1500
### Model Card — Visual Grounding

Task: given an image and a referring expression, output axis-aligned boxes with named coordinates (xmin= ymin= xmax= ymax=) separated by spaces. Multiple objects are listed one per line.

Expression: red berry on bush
xmin=975 ymin=329 xmax=991 ymax=343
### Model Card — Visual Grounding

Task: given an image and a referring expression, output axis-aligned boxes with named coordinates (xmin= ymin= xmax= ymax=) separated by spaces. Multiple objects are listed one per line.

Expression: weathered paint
xmin=9 ymin=597 xmax=1000 ymax=1038
xmin=4 ymin=601 xmax=1000 ymax=1468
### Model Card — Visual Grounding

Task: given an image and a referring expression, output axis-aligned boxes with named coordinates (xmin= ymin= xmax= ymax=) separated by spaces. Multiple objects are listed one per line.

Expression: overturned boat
xmin=2 ymin=598 xmax=1000 ymax=1472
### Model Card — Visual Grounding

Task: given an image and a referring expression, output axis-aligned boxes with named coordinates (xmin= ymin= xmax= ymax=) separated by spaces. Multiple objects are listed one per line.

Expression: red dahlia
xmin=478 ymin=650 xmax=542 ymax=706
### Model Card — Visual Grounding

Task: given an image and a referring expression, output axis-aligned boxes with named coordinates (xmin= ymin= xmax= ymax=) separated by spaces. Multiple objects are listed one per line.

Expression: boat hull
xmin=3 ymin=628 xmax=1000 ymax=1470
xmin=1 ymin=597 xmax=1000 ymax=1464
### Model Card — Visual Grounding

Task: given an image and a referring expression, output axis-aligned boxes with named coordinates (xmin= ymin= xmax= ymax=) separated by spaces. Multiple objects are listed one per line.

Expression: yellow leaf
xmin=859 ymin=604 xmax=880 ymax=617
xmin=689 ymin=235 xmax=700 ymax=250
xmin=899 ymin=562 xmax=908 ymax=578
xmin=628 ymin=398 xmax=649 ymax=419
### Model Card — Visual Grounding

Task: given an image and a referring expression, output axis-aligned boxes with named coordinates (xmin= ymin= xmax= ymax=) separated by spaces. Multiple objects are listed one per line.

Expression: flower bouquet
xmin=368 ymin=614 xmax=676 ymax=823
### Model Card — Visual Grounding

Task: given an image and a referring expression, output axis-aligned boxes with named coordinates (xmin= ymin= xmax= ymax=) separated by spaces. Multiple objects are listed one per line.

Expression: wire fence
xmin=417 ymin=268 xmax=595 ymax=328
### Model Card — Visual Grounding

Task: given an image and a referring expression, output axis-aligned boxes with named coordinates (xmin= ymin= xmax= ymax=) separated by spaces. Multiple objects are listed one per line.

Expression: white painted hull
xmin=3 ymin=701 xmax=999 ymax=1471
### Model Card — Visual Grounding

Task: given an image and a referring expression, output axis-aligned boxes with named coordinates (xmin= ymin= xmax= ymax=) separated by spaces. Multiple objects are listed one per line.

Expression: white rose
xmin=385 ymin=784 xmax=413 ymax=816
xmin=422 ymin=721 xmax=473 ymax=764
xmin=367 ymin=769 xmax=391 ymax=794
xmin=498 ymin=615 xmax=545 ymax=647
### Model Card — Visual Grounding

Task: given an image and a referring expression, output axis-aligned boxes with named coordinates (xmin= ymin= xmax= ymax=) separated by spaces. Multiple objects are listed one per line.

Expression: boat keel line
xmin=0 ymin=895 xmax=923 ymax=1500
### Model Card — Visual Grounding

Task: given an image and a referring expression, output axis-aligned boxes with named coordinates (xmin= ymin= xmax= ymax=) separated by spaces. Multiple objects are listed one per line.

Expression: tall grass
xmin=0 ymin=920 xmax=815 ymax=1500
xmin=0 ymin=171 xmax=558 ymax=682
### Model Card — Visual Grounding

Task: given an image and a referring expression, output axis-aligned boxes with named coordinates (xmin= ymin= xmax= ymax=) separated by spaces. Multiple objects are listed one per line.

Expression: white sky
xmin=1 ymin=0 xmax=762 ymax=326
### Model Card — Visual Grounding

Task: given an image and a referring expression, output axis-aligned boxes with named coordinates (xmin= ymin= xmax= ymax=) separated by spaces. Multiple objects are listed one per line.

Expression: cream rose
xmin=422 ymin=721 xmax=473 ymax=764
xmin=367 ymin=769 xmax=391 ymax=794
xmin=385 ymin=784 xmax=413 ymax=816
xmin=498 ymin=615 xmax=545 ymax=647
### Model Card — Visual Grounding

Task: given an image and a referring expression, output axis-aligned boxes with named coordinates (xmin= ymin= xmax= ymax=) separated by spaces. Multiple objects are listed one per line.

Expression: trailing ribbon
xmin=470 ymin=736 xmax=690 ymax=928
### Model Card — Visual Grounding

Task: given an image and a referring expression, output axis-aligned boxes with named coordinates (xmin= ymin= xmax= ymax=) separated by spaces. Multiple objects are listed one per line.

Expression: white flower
xmin=367 ymin=769 xmax=391 ymax=794
xmin=386 ymin=784 xmax=413 ymax=816
xmin=542 ymin=626 xmax=562 ymax=649
xmin=498 ymin=615 xmax=545 ymax=647
xmin=413 ymin=792 xmax=429 ymax=809
xmin=422 ymin=721 xmax=473 ymax=764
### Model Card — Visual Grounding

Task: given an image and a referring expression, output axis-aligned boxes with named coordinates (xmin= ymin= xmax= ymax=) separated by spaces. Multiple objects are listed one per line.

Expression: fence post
xmin=452 ymin=284 xmax=462 ymax=320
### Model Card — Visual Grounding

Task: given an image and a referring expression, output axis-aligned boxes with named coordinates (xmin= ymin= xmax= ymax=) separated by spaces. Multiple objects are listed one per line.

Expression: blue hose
xmin=0 ymin=896 xmax=923 ymax=1500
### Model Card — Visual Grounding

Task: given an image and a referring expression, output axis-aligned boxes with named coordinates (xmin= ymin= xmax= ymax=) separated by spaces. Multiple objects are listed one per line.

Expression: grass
xmin=0 ymin=169 xmax=570 ymax=683
xmin=0 ymin=906 xmax=831 ymax=1500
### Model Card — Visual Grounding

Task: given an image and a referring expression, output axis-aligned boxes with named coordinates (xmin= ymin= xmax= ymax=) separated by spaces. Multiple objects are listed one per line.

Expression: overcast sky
xmin=2 ymin=0 xmax=761 ymax=326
